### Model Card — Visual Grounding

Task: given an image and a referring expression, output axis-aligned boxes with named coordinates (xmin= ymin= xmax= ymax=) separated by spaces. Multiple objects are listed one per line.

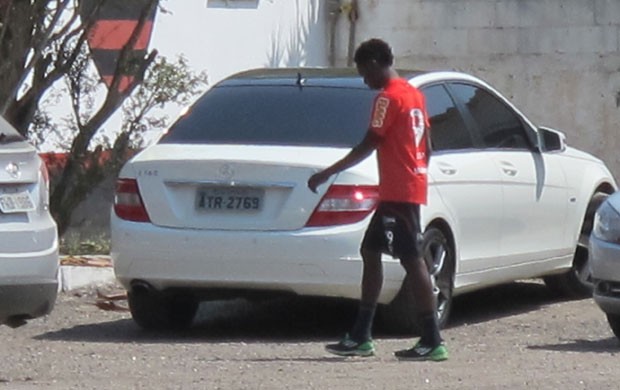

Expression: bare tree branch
xmin=0 ymin=0 xmax=71 ymax=114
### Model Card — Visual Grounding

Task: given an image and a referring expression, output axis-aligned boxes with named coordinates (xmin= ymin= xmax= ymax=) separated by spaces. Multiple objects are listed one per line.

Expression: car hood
xmin=605 ymin=191 xmax=620 ymax=213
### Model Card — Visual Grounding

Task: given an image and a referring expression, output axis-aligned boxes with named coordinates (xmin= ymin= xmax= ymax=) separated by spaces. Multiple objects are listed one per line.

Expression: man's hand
xmin=307 ymin=131 xmax=379 ymax=194
xmin=308 ymin=170 xmax=331 ymax=193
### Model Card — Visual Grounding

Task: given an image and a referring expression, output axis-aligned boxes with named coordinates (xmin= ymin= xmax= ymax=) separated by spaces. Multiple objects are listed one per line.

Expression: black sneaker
xmin=325 ymin=334 xmax=375 ymax=357
xmin=394 ymin=341 xmax=448 ymax=362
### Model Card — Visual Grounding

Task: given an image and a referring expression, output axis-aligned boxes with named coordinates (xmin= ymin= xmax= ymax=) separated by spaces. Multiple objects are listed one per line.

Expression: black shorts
xmin=361 ymin=202 xmax=423 ymax=259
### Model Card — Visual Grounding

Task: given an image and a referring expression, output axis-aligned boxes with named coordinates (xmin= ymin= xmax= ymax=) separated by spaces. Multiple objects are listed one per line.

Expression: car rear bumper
xmin=0 ymin=278 xmax=58 ymax=325
xmin=0 ymin=238 xmax=59 ymax=325
xmin=111 ymin=215 xmax=404 ymax=302
xmin=590 ymin=235 xmax=620 ymax=314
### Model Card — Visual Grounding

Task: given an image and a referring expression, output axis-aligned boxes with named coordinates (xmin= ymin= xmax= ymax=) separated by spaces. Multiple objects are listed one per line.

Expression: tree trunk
xmin=0 ymin=1 xmax=36 ymax=126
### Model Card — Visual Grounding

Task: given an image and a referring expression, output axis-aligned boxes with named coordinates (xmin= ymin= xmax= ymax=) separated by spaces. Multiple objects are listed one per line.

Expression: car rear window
xmin=0 ymin=116 xmax=27 ymax=145
xmin=159 ymin=85 xmax=377 ymax=147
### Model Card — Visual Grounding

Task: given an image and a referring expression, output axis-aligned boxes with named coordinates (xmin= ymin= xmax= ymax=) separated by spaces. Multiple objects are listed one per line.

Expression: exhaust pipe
xmin=130 ymin=280 xmax=156 ymax=295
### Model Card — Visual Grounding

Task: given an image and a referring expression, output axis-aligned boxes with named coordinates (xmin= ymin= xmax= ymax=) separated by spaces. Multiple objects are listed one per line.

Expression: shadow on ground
xmin=448 ymin=280 xmax=569 ymax=328
xmin=36 ymin=280 xmax=577 ymax=344
xmin=527 ymin=337 xmax=620 ymax=353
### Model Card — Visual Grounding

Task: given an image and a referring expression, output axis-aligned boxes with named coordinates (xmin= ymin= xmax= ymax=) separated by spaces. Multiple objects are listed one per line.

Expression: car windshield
xmin=159 ymin=84 xmax=377 ymax=147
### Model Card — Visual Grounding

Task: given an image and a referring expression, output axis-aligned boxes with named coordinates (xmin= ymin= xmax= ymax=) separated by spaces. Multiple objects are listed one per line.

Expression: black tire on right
xmin=543 ymin=192 xmax=609 ymax=298
xmin=606 ymin=313 xmax=620 ymax=340
xmin=128 ymin=290 xmax=198 ymax=330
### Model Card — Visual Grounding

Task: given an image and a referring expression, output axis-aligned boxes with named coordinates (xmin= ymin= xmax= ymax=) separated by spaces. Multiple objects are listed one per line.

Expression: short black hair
xmin=353 ymin=39 xmax=394 ymax=67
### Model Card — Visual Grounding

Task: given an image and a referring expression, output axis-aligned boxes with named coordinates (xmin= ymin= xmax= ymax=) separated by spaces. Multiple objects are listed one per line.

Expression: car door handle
xmin=437 ymin=164 xmax=457 ymax=175
xmin=502 ymin=167 xmax=518 ymax=176
xmin=499 ymin=162 xmax=518 ymax=177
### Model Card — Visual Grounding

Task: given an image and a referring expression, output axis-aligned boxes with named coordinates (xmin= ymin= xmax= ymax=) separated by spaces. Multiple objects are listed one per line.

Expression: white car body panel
xmin=427 ymin=151 xmax=503 ymax=273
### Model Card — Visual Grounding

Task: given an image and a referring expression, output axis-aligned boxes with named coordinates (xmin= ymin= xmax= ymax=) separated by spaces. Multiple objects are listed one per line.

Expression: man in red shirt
xmin=308 ymin=39 xmax=447 ymax=361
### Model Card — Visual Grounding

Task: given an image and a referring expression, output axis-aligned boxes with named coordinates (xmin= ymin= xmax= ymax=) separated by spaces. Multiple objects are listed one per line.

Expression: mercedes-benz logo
xmin=5 ymin=162 xmax=20 ymax=178
xmin=218 ymin=164 xmax=234 ymax=179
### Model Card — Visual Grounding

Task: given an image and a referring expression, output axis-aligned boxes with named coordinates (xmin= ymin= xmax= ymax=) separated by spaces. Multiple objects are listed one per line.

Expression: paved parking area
xmin=2 ymin=280 xmax=620 ymax=389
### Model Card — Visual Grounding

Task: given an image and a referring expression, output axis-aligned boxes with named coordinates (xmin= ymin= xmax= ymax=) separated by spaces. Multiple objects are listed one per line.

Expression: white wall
xmin=151 ymin=0 xmax=328 ymax=86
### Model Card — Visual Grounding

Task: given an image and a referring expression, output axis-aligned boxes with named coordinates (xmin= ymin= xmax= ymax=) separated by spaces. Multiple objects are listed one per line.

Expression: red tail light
xmin=306 ymin=184 xmax=379 ymax=227
xmin=114 ymin=178 xmax=150 ymax=222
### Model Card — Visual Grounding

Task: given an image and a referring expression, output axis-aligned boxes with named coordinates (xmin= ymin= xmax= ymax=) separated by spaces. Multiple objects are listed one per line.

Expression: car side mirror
xmin=538 ymin=127 xmax=566 ymax=152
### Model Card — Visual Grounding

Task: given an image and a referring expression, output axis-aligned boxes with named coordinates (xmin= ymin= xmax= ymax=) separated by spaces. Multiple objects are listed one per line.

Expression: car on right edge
xmin=590 ymin=191 xmax=620 ymax=339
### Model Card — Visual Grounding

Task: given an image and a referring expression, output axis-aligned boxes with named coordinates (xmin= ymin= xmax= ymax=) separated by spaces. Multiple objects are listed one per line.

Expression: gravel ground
xmin=2 ymin=280 xmax=620 ymax=390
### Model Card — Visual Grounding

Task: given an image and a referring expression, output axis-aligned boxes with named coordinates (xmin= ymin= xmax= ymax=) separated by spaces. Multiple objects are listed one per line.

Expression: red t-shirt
xmin=369 ymin=78 xmax=430 ymax=204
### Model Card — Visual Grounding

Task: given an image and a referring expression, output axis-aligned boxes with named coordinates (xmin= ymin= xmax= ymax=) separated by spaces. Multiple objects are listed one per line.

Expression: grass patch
xmin=60 ymin=232 xmax=110 ymax=255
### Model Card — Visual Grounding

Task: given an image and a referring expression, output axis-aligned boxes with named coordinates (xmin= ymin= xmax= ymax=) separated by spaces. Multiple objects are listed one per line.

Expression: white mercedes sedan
xmin=111 ymin=69 xmax=616 ymax=332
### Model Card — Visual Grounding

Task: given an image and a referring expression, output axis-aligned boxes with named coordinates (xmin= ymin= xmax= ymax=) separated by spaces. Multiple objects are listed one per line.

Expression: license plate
xmin=196 ymin=187 xmax=264 ymax=212
xmin=0 ymin=191 xmax=35 ymax=213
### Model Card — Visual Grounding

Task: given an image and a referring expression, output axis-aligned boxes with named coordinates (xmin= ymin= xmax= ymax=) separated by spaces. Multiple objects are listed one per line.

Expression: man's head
xmin=354 ymin=39 xmax=395 ymax=90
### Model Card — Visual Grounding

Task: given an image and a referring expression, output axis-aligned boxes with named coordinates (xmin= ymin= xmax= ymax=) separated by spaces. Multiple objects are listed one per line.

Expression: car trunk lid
xmin=127 ymin=144 xmax=377 ymax=231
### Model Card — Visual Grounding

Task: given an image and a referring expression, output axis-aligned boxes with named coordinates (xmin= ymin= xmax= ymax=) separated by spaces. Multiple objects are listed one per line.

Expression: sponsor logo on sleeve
xmin=372 ymin=97 xmax=390 ymax=128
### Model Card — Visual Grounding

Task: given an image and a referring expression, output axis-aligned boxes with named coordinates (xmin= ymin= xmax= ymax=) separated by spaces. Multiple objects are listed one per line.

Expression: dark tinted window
xmin=160 ymin=85 xmax=376 ymax=147
xmin=449 ymin=83 xmax=530 ymax=150
xmin=422 ymin=85 xmax=473 ymax=151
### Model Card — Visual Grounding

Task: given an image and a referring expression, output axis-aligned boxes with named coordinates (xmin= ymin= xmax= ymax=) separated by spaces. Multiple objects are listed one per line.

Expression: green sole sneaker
xmin=325 ymin=334 xmax=375 ymax=357
xmin=395 ymin=343 xmax=448 ymax=362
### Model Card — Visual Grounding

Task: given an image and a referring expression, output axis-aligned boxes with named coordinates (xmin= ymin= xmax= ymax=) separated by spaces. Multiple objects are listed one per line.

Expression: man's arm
xmin=307 ymin=131 xmax=381 ymax=193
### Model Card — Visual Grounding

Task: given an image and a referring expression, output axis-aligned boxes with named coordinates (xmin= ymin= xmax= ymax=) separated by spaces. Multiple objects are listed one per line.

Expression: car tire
xmin=543 ymin=192 xmax=608 ymax=298
xmin=606 ymin=313 xmax=620 ymax=340
xmin=378 ymin=227 xmax=454 ymax=335
xmin=128 ymin=290 xmax=199 ymax=330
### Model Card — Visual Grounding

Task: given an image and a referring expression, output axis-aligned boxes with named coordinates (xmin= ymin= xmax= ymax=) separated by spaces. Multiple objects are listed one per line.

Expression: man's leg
xmin=394 ymin=252 xmax=447 ymax=361
xmin=349 ymin=247 xmax=383 ymax=342
xmin=390 ymin=202 xmax=447 ymax=361
xmin=399 ymin=253 xmax=441 ymax=346
xmin=324 ymin=247 xmax=382 ymax=356
xmin=324 ymin=211 xmax=384 ymax=357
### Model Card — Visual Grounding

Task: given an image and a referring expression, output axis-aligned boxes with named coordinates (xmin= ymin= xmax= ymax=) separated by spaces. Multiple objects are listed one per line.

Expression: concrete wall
xmin=335 ymin=0 xmax=620 ymax=179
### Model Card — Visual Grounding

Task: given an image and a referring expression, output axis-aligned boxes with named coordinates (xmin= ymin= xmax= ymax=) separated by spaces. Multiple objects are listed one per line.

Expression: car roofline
xmin=216 ymin=67 xmax=491 ymax=90
xmin=408 ymin=71 xmax=489 ymax=88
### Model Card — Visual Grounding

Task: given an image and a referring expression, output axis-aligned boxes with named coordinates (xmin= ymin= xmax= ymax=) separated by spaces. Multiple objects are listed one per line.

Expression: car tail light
xmin=114 ymin=178 xmax=150 ymax=222
xmin=306 ymin=184 xmax=379 ymax=227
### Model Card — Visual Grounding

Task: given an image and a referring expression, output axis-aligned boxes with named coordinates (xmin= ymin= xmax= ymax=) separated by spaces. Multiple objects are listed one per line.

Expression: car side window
xmin=422 ymin=84 xmax=474 ymax=151
xmin=448 ymin=83 xmax=530 ymax=150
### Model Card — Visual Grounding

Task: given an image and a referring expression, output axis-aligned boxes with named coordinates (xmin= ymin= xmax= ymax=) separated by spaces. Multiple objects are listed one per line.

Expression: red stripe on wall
xmin=102 ymin=75 xmax=135 ymax=92
xmin=88 ymin=20 xmax=154 ymax=50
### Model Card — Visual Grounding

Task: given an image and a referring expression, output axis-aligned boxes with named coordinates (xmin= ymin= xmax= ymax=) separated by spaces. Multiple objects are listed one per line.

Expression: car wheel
xmin=606 ymin=313 xmax=620 ymax=340
xmin=128 ymin=290 xmax=199 ymax=330
xmin=544 ymin=192 xmax=608 ymax=298
xmin=378 ymin=227 xmax=454 ymax=335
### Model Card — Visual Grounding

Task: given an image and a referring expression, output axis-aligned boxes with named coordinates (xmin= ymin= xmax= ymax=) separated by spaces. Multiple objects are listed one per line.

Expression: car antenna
xmin=296 ymin=72 xmax=305 ymax=89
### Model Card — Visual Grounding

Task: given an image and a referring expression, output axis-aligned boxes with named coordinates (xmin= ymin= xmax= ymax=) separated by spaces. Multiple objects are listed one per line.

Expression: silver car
xmin=591 ymin=191 xmax=620 ymax=339
xmin=0 ymin=116 xmax=59 ymax=328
